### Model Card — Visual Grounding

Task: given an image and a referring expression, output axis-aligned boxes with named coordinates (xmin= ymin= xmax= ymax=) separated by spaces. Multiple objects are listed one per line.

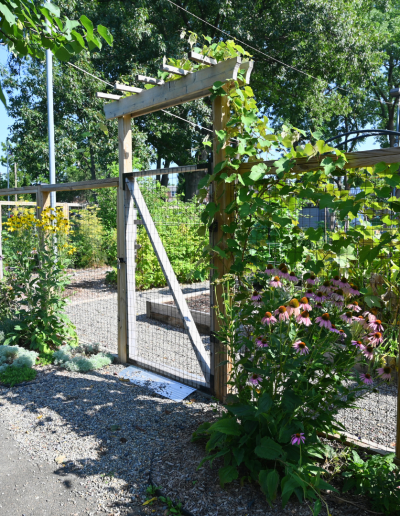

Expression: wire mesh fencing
xmin=63 ymin=195 xmax=117 ymax=354
xmin=125 ymin=171 xmax=211 ymax=391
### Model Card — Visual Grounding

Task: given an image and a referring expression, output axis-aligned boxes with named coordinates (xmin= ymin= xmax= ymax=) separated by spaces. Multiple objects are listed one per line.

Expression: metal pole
xmin=46 ymin=18 xmax=56 ymax=208
xmin=397 ymin=96 xmax=400 ymax=148
xmin=14 ymin=162 xmax=17 ymax=202
xmin=6 ymin=139 xmax=9 ymax=203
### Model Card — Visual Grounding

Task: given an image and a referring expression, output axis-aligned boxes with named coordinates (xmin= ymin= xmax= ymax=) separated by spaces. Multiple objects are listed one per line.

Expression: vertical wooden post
xmin=210 ymin=94 xmax=234 ymax=401
xmin=62 ymin=203 xmax=69 ymax=221
xmin=125 ymin=184 xmax=137 ymax=360
xmin=117 ymin=115 xmax=132 ymax=364
xmin=36 ymin=186 xmax=51 ymax=218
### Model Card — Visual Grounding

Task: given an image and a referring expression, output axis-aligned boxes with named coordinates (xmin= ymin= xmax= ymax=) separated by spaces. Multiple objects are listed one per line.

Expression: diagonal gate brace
xmin=126 ymin=178 xmax=210 ymax=382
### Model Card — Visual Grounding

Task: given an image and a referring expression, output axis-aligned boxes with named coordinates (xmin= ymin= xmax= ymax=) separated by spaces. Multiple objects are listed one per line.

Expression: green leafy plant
xmin=342 ymin=451 xmax=400 ymax=514
xmin=0 ymin=365 xmax=37 ymax=386
xmin=0 ymin=344 xmax=39 ymax=372
xmin=70 ymin=207 xmax=107 ymax=268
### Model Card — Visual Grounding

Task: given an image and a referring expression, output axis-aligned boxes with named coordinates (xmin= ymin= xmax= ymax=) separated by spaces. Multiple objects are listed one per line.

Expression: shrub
xmin=53 ymin=343 xmax=113 ymax=372
xmin=0 ymin=344 xmax=39 ymax=373
xmin=105 ymin=266 xmax=117 ymax=285
xmin=342 ymin=451 xmax=400 ymax=514
xmin=70 ymin=207 xmax=107 ymax=268
xmin=0 ymin=365 xmax=37 ymax=386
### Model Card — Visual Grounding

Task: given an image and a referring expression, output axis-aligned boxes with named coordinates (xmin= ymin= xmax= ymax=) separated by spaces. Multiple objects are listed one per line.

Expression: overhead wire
xmin=164 ymin=0 xmax=393 ymax=106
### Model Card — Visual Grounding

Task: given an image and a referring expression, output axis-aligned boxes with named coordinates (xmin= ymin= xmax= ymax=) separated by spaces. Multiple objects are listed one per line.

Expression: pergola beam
xmin=103 ymin=57 xmax=254 ymax=120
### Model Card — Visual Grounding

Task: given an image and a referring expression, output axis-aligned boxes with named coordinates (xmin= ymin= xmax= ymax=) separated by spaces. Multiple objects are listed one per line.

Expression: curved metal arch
xmin=325 ymin=129 xmax=400 ymax=149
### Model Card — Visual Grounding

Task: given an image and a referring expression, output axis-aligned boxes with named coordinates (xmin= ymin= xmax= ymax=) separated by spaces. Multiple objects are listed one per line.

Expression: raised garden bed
xmin=146 ymin=290 xmax=210 ymax=334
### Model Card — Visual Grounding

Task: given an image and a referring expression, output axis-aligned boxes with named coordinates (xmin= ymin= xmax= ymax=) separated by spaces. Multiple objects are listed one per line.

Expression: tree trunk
xmin=184 ymin=168 xmax=208 ymax=201
xmin=161 ymin=159 xmax=170 ymax=188
xmin=156 ymin=155 xmax=161 ymax=183
xmin=89 ymin=140 xmax=96 ymax=180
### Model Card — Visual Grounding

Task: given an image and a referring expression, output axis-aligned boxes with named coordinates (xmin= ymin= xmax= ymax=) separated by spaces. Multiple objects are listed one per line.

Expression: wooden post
xmin=36 ymin=186 xmax=51 ymax=218
xmin=117 ymin=115 xmax=132 ymax=364
xmin=210 ymin=94 xmax=234 ymax=401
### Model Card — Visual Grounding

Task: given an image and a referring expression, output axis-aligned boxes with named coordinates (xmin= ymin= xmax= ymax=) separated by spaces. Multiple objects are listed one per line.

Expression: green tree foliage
xmin=0 ymin=0 xmax=113 ymax=105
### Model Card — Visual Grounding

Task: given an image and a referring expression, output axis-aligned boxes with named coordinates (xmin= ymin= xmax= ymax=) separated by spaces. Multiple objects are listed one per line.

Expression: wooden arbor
xmin=99 ymin=55 xmax=254 ymax=400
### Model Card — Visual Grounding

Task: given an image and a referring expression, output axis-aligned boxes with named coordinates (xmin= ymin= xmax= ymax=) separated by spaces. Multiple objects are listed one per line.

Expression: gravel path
xmin=0 ymin=364 xmax=379 ymax=516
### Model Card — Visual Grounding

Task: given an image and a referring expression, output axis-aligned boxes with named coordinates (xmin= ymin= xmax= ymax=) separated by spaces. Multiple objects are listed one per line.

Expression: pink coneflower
xmin=265 ymin=264 xmax=276 ymax=276
xmin=320 ymin=280 xmax=333 ymax=294
xmin=377 ymin=366 xmax=392 ymax=381
xmin=362 ymin=345 xmax=374 ymax=360
xmin=261 ymin=311 xmax=277 ymax=325
xmin=296 ymin=310 xmax=312 ymax=326
xmin=251 ymin=290 xmax=262 ymax=306
xmin=340 ymin=311 xmax=354 ymax=323
xmin=288 ymin=271 xmax=298 ymax=283
xmin=338 ymin=276 xmax=349 ymax=289
xmin=360 ymin=373 xmax=373 ymax=385
xmin=299 ymin=297 xmax=312 ymax=311
xmin=249 ymin=373 xmax=262 ymax=385
xmin=332 ymin=275 xmax=341 ymax=286
xmin=314 ymin=291 xmax=327 ymax=303
xmin=291 ymin=433 xmax=306 ymax=445
xmin=369 ymin=332 xmax=384 ymax=346
xmin=274 ymin=306 xmax=289 ymax=322
xmin=270 ymin=276 xmax=282 ymax=288
xmin=332 ymin=289 xmax=344 ymax=302
xmin=315 ymin=313 xmax=332 ymax=329
xmin=275 ymin=263 xmax=287 ymax=277
xmin=306 ymin=274 xmax=317 ymax=285
xmin=293 ymin=340 xmax=310 ymax=355
xmin=304 ymin=288 xmax=314 ymax=299
xmin=351 ymin=315 xmax=367 ymax=328
xmin=256 ymin=337 xmax=269 ymax=348
xmin=329 ymin=324 xmax=341 ymax=334
xmin=368 ymin=319 xmax=384 ymax=332
xmin=287 ymin=298 xmax=301 ymax=317
xmin=347 ymin=301 xmax=361 ymax=312
xmin=351 ymin=340 xmax=365 ymax=350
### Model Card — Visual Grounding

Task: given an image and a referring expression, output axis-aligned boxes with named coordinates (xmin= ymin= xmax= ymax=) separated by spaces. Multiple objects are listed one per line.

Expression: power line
xmin=161 ymin=109 xmax=213 ymax=133
xmin=165 ymin=0 xmax=393 ymax=106
xmin=66 ymin=61 xmax=114 ymax=88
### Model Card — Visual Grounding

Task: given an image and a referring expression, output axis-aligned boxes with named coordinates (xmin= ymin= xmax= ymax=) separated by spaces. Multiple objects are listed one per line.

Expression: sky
xmin=0 ymin=46 xmax=382 ymax=184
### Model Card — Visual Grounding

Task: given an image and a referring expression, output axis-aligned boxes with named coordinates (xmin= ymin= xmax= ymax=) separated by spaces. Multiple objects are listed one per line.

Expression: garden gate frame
xmin=1 ymin=54 xmax=400 ymax=459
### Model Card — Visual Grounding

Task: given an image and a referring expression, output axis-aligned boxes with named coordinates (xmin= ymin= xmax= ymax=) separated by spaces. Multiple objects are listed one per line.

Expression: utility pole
xmin=6 ymin=139 xmax=9 ymax=203
xmin=390 ymin=88 xmax=400 ymax=147
xmin=46 ymin=15 xmax=56 ymax=208
xmin=14 ymin=162 xmax=17 ymax=202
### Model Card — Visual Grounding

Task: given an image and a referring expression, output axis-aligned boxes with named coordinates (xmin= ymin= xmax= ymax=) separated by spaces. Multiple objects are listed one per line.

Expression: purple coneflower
xmin=333 ymin=300 xmax=344 ymax=308
xmin=270 ymin=276 xmax=282 ymax=288
xmin=360 ymin=373 xmax=373 ymax=385
xmin=287 ymin=298 xmax=301 ymax=317
xmin=351 ymin=315 xmax=367 ymax=328
xmin=368 ymin=319 xmax=384 ymax=332
xmin=296 ymin=310 xmax=312 ymax=326
xmin=332 ymin=275 xmax=341 ymax=286
xmin=288 ymin=271 xmax=298 ymax=283
xmin=293 ymin=340 xmax=309 ymax=355
xmin=351 ymin=340 xmax=364 ymax=350
xmin=315 ymin=313 xmax=332 ymax=329
xmin=332 ymin=289 xmax=344 ymax=302
xmin=251 ymin=290 xmax=262 ymax=305
xmin=349 ymin=283 xmax=360 ymax=296
xmin=338 ymin=276 xmax=349 ymax=289
xmin=274 ymin=305 xmax=289 ymax=322
xmin=315 ymin=302 xmax=324 ymax=310
xmin=362 ymin=345 xmax=374 ymax=360
xmin=340 ymin=311 xmax=354 ymax=323
xmin=299 ymin=297 xmax=312 ymax=311
xmin=256 ymin=337 xmax=269 ymax=348
xmin=304 ymin=288 xmax=315 ymax=299
xmin=306 ymin=274 xmax=317 ymax=285
xmin=249 ymin=373 xmax=262 ymax=385
xmin=347 ymin=301 xmax=361 ymax=313
xmin=377 ymin=366 xmax=392 ymax=381
xmin=329 ymin=324 xmax=341 ymax=334
xmin=265 ymin=264 xmax=276 ymax=276
xmin=314 ymin=291 xmax=327 ymax=303
xmin=369 ymin=332 xmax=384 ymax=346
xmin=261 ymin=311 xmax=277 ymax=325
xmin=291 ymin=433 xmax=306 ymax=445
xmin=320 ymin=280 xmax=332 ymax=294
xmin=279 ymin=266 xmax=290 ymax=280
